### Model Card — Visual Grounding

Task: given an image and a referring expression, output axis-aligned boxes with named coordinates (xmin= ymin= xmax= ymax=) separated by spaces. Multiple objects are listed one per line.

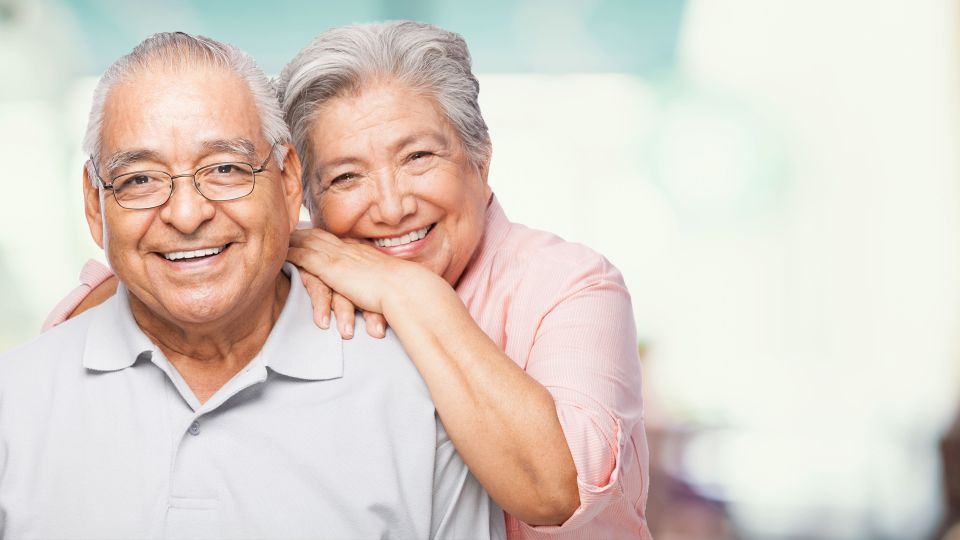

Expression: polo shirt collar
xmin=82 ymin=281 xmax=156 ymax=372
xmin=82 ymin=263 xmax=342 ymax=381
xmin=259 ymin=263 xmax=343 ymax=381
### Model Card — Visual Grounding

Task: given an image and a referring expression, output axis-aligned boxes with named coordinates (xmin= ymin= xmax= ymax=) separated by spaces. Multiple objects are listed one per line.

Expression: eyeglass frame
xmin=89 ymin=141 xmax=279 ymax=210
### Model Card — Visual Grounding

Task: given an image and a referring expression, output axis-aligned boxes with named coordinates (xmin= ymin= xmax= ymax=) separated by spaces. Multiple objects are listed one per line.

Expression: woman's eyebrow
xmin=392 ymin=131 xmax=447 ymax=152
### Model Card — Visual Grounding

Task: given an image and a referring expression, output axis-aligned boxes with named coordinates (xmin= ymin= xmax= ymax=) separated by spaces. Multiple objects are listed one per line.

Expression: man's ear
xmin=82 ymin=162 xmax=105 ymax=249
xmin=278 ymin=143 xmax=304 ymax=232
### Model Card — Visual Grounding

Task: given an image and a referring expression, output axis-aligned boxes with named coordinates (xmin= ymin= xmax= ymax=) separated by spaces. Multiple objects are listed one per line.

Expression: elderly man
xmin=0 ymin=32 xmax=501 ymax=540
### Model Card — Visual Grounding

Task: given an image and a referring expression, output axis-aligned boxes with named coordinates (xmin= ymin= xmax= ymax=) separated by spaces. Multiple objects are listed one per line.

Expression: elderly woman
xmin=48 ymin=21 xmax=650 ymax=539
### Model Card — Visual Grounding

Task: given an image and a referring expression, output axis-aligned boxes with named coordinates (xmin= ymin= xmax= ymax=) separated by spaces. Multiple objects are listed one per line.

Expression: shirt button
xmin=188 ymin=420 xmax=201 ymax=436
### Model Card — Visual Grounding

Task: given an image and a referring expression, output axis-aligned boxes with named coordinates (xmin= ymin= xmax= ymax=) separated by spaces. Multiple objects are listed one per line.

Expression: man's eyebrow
xmin=100 ymin=138 xmax=258 ymax=179
xmin=201 ymin=138 xmax=258 ymax=162
xmin=103 ymin=149 xmax=162 ymax=179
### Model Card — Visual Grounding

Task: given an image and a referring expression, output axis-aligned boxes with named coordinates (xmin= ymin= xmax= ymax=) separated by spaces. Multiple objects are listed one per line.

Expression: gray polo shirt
xmin=0 ymin=264 xmax=503 ymax=540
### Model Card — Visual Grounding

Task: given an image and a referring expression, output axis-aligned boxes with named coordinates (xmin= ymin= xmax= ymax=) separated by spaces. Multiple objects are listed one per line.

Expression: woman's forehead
xmin=311 ymin=87 xmax=456 ymax=151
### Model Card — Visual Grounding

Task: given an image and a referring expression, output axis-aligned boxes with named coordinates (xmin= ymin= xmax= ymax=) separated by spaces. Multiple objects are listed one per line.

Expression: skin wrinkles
xmin=82 ymin=65 xmax=302 ymax=390
xmin=309 ymin=80 xmax=491 ymax=286
xmin=102 ymin=137 xmax=259 ymax=179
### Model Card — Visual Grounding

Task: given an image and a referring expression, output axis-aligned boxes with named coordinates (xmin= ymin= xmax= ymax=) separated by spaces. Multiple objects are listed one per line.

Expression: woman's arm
xmin=512 ymin=256 xmax=647 ymax=533
xmin=41 ymin=259 xmax=116 ymax=330
xmin=72 ymin=275 xmax=118 ymax=317
xmin=288 ymin=229 xmax=580 ymax=526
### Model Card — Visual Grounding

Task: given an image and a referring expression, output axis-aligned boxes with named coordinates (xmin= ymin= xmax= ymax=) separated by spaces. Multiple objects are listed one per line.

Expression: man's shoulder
xmin=339 ymin=314 xmax=428 ymax=383
xmin=0 ymin=307 xmax=97 ymax=385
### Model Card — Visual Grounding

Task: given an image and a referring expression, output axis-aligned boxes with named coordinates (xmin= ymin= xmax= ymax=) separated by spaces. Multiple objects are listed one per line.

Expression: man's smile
xmin=160 ymin=243 xmax=230 ymax=261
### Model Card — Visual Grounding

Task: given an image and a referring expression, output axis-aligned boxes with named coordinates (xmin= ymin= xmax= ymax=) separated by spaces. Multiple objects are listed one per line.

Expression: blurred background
xmin=1 ymin=0 xmax=959 ymax=538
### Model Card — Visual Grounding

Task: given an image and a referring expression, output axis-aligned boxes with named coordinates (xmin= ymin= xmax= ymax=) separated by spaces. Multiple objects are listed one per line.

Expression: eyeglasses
xmin=91 ymin=142 xmax=278 ymax=210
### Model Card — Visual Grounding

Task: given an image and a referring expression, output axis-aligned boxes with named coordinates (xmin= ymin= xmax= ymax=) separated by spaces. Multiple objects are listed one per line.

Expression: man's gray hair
xmin=276 ymin=21 xmax=491 ymax=208
xmin=83 ymin=31 xmax=290 ymax=186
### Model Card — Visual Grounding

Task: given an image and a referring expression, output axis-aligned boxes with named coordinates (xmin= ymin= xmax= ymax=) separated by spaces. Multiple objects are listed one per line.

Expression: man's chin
xmin=129 ymin=286 xmax=242 ymax=328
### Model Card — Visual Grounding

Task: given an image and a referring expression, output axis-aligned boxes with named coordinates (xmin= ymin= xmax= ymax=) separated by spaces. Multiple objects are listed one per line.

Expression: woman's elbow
xmin=517 ymin=480 xmax=580 ymax=526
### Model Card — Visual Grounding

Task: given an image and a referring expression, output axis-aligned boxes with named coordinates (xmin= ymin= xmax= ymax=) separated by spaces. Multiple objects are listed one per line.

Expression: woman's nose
xmin=371 ymin=168 xmax=416 ymax=226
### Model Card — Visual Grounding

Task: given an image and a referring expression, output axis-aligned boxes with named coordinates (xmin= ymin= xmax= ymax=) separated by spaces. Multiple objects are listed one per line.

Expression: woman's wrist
xmin=381 ymin=263 xmax=462 ymax=333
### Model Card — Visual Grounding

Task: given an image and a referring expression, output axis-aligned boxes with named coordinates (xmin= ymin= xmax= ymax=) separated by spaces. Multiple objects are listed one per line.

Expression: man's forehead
xmin=98 ymin=65 xmax=264 ymax=165
xmin=104 ymin=65 xmax=259 ymax=119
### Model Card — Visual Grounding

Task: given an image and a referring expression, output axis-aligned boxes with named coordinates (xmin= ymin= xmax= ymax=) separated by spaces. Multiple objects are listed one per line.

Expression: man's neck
xmin=130 ymin=273 xmax=291 ymax=404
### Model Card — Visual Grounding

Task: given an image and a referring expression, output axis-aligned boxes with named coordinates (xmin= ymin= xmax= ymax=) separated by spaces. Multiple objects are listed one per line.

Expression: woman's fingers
xmin=364 ymin=311 xmax=387 ymax=339
xmin=300 ymin=272 xmax=332 ymax=329
xmin=331 ymin=292 xmax=356 ymax=340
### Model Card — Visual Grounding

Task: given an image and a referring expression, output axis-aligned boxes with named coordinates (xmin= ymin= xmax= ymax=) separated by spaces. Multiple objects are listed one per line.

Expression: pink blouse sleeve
xmin=514 ymin=245 xmax=648 ymax=534
xmin=41 ymin=259 xmax=114 ymax=331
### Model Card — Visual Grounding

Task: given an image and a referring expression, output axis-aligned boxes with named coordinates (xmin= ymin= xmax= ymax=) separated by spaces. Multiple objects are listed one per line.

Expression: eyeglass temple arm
xmin=255 ymin=141 xmax=281 ymax=173
xmin=87 ymin=158 xmax=114 ymax=189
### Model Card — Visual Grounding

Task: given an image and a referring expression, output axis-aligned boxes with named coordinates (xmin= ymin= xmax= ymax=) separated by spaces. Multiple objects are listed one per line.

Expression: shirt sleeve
xmin=513 ymin=244 xmax=646 ymax=533
xmin=41 ymin=259 xmax=114 ymax=332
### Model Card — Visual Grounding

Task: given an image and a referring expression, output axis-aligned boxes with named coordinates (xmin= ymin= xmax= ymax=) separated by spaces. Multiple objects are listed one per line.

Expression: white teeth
xmin=374 ymin=226 xmax=431 ymax=248
xmin=162 ymin=245 xmax=225 ymax=261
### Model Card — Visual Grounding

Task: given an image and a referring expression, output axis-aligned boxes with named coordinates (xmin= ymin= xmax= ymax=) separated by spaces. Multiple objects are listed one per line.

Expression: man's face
xmin=83 ymin=66 xmax=302 ymax=327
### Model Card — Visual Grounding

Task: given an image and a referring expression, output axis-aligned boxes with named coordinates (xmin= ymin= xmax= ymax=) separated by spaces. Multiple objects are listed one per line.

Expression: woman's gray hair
xmin=276 ymin=21 xmax=491 ymax=209
xmin=83 ymin=31 xmax=290 ymax=186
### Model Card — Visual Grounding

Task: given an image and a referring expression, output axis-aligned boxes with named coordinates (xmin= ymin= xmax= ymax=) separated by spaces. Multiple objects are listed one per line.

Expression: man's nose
xmin=370 ymin=168 xmax=416 ymax=226
xmin=158 ymin=177 xmax=216 ymax=234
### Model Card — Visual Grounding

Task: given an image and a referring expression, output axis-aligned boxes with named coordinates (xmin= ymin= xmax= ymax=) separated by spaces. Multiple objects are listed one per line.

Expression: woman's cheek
xmin=319 ymin=192 xmax=362 ymax=236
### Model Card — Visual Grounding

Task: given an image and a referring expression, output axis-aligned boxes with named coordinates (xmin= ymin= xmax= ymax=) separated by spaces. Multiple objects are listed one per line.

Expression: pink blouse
xmin=43 ymin=196 xmax=651 ymax=539
xmin=456 ymin=197 xmax=650 ymax=539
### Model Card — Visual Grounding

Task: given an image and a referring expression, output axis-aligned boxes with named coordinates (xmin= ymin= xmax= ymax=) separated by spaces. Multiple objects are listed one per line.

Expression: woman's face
xmin=307 ymin=81 xmax=492 ymax=285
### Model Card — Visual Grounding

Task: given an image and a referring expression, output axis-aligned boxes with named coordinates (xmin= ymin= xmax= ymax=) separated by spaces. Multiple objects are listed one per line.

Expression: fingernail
xmin=376 ymin=322 xmax=385 ymax=337
xmin=320 ymin=314 xmax=330 ymax=329
xmin=344 ymin=323 xmax=354 ymax=337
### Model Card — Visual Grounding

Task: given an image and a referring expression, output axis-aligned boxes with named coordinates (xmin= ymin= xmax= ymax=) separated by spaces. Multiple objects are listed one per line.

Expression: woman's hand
xmin=288 ymin=228 xmax=404 ymax=339
xmin=298 ymin=270 xmax=387 ymax=339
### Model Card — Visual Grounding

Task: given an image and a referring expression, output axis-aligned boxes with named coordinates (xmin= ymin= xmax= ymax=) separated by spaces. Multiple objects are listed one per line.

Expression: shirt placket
xmin=149 ymin=351 xmax=269 ymax=539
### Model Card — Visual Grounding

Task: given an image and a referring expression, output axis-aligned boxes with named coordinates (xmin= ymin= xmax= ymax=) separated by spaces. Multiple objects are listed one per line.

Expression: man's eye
xmin=216 ymin=164 xmax=237 ymax=174
xmin=118 ymin=174 xmax=161 ymax=188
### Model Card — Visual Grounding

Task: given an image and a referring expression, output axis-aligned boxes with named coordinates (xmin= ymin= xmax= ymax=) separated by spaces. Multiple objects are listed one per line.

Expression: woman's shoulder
xmin=498 ymin=220 xmax=625 ymax=287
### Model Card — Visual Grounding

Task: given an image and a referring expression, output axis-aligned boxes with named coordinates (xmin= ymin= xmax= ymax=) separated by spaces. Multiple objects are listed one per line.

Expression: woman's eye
xmin=331 ymin=173 xmax=357 ymax=185
xmin=409 ymin=151 xmax=432 ymax=161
